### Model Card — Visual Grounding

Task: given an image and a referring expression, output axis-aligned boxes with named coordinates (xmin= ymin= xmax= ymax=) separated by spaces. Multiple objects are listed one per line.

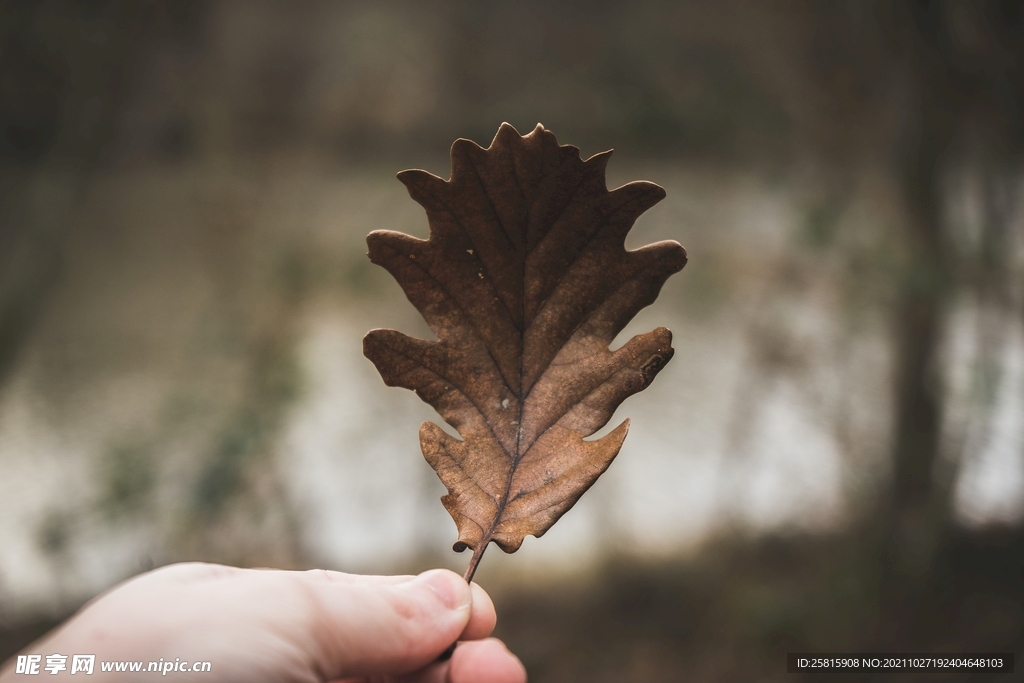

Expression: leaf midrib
xmin=461 ymin=149 xmax=602 ymax=548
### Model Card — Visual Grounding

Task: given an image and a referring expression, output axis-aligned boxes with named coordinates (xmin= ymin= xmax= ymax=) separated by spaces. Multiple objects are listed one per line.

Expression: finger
xmin=385 ymin=638 xmax=526 ymax=683
xmin=448 ymin=639 xmax=526 ymax=683
xmin=330 ymin=581 xmax=495 ymax=682
xmin=331 ymin=659 xmax=451 ymax=683
xmin=459 ymin=583 xmax=496 ymax=641
xmin=390 ymin=659 xmax=450 ymax=683
xmin=306 ymin=569 xmax=473 ymax=679
xmin=133 ymin=562 xmax=245 ymax=584
xmin=300 ymin=569 xmax=417 ymax=586
xmin=157 ymin=564 xmax=417 ymax=588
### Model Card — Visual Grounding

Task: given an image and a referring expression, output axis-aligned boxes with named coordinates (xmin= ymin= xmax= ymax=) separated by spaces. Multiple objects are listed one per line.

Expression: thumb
xmin=306 ymin=569 xmax=472 ymax=679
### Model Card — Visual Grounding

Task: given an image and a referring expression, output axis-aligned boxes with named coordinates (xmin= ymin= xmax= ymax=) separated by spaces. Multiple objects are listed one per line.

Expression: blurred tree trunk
xmin=885 ymin=111 xmax=949 ymax=577
xmin=876 ymin=9 xmax=1024 ymax=653
xmin=882 ymin=0 xmax=1024 ymax=569
xmin=858 ymin=6 xmax=961 ymax=651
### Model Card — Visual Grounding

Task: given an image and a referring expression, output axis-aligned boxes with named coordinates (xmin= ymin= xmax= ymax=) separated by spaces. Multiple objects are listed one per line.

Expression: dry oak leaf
xmin=364 ymin=123 xmax=686 ymax=568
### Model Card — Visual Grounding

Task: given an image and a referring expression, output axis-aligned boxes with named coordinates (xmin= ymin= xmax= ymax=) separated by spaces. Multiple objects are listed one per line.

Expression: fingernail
xmin=416 ymin=569 xmax=470 ymax=611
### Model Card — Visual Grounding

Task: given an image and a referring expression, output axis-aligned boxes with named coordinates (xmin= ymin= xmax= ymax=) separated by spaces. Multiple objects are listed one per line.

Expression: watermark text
xmin=15 ymin=655 xmax=211 ymax=675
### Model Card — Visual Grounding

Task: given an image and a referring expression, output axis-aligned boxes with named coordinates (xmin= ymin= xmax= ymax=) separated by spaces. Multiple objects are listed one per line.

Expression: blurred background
xmin=1 ymin=1 xmax=1023 ymax=680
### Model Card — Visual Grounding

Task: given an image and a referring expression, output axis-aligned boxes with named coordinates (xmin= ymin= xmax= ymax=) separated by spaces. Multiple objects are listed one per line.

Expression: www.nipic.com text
xmin=14 ymin=655 xmax=212 ymax=675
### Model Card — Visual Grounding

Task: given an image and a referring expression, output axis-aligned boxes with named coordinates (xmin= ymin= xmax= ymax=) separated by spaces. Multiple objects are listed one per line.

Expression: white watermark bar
xmin=15 ymin=655 xmax=211 ymax=676
xmin=787 ymin=653 xmax=1013 ymax=673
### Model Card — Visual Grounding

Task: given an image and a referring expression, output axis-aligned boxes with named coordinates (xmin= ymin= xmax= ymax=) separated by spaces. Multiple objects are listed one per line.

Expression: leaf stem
xmin=437 ymin=542 xmax=490 ymax=663
xmin=462 ymin=541 xmax=488 ymax=583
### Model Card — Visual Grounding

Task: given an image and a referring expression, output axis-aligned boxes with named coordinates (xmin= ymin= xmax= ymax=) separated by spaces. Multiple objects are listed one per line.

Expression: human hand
xmin=0 ymin=563 xmax=526 ymax=683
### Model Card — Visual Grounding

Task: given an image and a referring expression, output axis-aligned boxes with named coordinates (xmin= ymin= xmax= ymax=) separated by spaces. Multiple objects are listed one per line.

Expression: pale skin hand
xmin=0 ymin=563 xmax=527 ymax=683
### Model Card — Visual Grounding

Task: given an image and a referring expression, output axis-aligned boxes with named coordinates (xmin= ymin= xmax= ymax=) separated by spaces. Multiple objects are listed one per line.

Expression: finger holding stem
xmin=438 ymin=542 xmax=490 ymax=662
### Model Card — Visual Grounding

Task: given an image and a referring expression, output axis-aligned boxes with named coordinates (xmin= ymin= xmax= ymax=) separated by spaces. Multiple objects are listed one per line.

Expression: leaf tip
xmin=586 ymin=148 xmax=614 ymax=170
xmin=676 ymin=244 xmax=688 ymax=271
xmin=652 ymin=239 xmax=687 ymax=273
xmin=490 ymin=122 xmax=523 ymax=148
xmin=361 ymin=327 xmax=386 ymax=361
xmin=396 ymin=169 xmax=448 ymax=200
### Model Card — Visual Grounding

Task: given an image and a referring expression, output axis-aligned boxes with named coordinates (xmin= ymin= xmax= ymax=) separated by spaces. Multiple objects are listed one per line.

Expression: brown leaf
xmin=363 ymin=123 xmax=686 ymax=574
